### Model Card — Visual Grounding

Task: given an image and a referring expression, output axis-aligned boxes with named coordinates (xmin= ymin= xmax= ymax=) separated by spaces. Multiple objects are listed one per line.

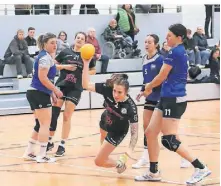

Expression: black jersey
xmin=55 ymin=48 xmax=96 ymax=91
xmin=95 ymin=83 xmax=138 ymax=133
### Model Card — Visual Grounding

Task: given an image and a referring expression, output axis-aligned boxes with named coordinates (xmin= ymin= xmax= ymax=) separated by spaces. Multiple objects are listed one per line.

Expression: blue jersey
xmin=161 ymin=44 xmax=188 ymax=97
xmin=31 ymin=50 xmax=57 ymax=95
xmin=141 ymin=53 xmax=163 ymax=101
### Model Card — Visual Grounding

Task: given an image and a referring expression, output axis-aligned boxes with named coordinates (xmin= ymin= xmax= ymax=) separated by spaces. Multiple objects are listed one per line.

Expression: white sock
xmin=26 ymin=138 xmax=37 ymax=154
xmin=49 ymin=136 xmax=53 ymax=143
xmin=39 ymin=142 xmax=48 ymax=157
xmin=142 ymin=148 xmax=149 ymax=161
xmin=59 ymin=139 xmax=66 ymax=147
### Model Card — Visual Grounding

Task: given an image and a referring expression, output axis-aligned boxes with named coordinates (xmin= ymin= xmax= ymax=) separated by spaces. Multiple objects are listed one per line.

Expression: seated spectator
xmin=209 ymin=48 xmax=220 ymax=84
xmin=3 ymin=29 xmax=33 ymax=79
xmin=186 ymin=29 xmax=200 ymax=66
xmin=87 ymin=28 xmax=109 ymax=74
xmin=25 ymin=27 xmax=39 ymax=61
xmin=116 ymin=4 xmax=139 ymax=41
xmin=103 ymin=19 xmax=134 ymax=46
xmin=160 ymin=41 xmax=170 ymax=58
xmin=193 ymin=26 xmax=211 ymax=67
xmin=57 ymin=31 xmax=70 ymax=55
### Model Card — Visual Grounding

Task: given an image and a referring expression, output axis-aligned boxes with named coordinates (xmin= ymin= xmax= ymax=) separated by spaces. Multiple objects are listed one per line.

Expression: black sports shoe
xmin=55 ymin=145 xmax=65 ymax=157
xmin=46 ymin=142 xmax=54 ymax=152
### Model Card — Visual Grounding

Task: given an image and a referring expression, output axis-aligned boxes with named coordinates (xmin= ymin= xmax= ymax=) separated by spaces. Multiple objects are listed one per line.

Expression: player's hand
xmin=136 ymin=91 xmax=144 ymax=102
xmin=64 ymin=64 xmax=77 ymax=71
xmin=51 ymin=92 xmax=57 ymax=104
xmin=82 ymin=57 xmax=93 ymax=64
xmin=54 ymin=88 xmax=63 ymax=99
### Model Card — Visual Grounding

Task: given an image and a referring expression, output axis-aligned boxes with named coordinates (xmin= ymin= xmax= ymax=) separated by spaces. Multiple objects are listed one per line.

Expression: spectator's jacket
xmin=193 ymin=32 xmax=208 ymax=51
xmin=87 ymin=36 xmax=101 ymax=56
xmin=25 ymin=36 xmax=39 ymax=57
xmin=4 ymin=35 xmax=29 ymax=59
xmin=210 ymin=58 xmax=220 ymax=78
xmin=186 ymin=37 xmax=195 ymax=50
xmin=103 ymin=25 xmax=127 ymax=42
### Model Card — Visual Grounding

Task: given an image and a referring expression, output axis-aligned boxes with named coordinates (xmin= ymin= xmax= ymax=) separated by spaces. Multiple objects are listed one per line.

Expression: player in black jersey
xmin=47 ymin=32 xmax=96 ymax=156
xmin=82 ymin=59 xmax=139 ymax=174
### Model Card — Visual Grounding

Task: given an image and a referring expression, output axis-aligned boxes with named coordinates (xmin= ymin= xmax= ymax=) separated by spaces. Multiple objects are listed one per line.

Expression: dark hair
xmin=209 ymin=48 xmax=220 ymax=61
xmin=147 ymin=34 xmax=160 ymax=51
xmin=113 ymin=74 xmax=129 ymax=92
xmin=28 ymin=27 xmax=35 ymax=31
xmin=106 ymin=74 xmax=128 ymax=88
xmin=122 ymin=4 xmax=132 ymax=10
xmin=58 ymin=31 xmax=67 ymax=40
xmin=75 ymin=31 xmax=87 ymax=41
xmin=37 ymin=33 xmax=56 ymax=50
xmin=169 ymin=23 xmax=187 ymax=41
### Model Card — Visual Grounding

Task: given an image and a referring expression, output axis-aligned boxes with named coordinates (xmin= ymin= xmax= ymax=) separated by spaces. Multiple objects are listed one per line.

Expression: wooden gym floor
xmin=0 ymin=100 xmax=220 ymax=186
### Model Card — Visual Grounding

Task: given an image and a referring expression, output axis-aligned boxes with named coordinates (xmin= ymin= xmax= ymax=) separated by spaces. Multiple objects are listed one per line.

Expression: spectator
xmin=193 ymin=27 xmax=211 ymax=67
xmin=14 ymin=5 xmax=31 ymax=15
xmin=56 ymin=31 xmax=70 ymax=55
xmin=103 ymin=19 xmax=134 ymax=45
xmin=87 ymin=27 xmax=109 ymax=74
xmin=204 ymin=5 xmax=213 ymax=38
xmin=160 ymin=41 xmax=170 ymax=58
xmin=25 ymin=27 xmax=39 ymax=61
xmin=209 ymin=48 xmax=220 ymax=84
xmin=116 ymin=4 xmax=139 ymax=41
xmin=186 ymin=29 xmax=200 ymax=66
xmin=3 ymin=29 xmax=33 ymax=79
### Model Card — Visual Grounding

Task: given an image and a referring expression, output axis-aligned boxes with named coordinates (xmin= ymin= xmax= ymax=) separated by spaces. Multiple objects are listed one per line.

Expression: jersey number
xmin=145 ymin=69 xmax=148 ymax=74
xmin=165 ymin=109 xmax=171 ymax=116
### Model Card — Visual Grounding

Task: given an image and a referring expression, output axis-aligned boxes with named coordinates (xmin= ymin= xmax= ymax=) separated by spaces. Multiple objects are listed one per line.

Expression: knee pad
xmin=34 ymin=119 xmax=40 ymax=132
xmin=161 ymin=135 xmax=181 ymax=152
xmin=50 ymin=106 xmax=61 ymax=131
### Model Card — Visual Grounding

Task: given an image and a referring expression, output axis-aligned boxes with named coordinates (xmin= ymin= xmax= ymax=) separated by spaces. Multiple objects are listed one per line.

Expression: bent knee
xmin=94 ymin=158 xmax=104 ymax=167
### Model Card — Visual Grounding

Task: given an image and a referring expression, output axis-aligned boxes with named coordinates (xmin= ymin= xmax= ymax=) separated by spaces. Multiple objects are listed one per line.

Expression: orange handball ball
xmin=80 ymin=44 xmax=95 ymax=60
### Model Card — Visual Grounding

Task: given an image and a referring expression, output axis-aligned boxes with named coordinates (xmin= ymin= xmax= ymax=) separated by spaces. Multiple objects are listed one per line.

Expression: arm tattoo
xmin=129 ymin=122 xmax=138 ymax=151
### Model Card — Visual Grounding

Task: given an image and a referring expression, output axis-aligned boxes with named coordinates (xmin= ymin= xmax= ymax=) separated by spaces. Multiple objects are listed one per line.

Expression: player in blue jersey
xmin=23 ymin=33 xmax=63 ymax=163
xmin=135 ymin=24 xmax=211 ymax=184
xmin=132 ymin=34 xmax=163 ymax=169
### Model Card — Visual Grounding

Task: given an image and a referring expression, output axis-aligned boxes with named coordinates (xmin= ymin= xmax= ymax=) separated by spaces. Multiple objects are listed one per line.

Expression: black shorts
xmin=156 ymin=97 xmax=187 ymax=119
xmin=99 ymin=111 xmax=108 ymax=131
xmin=144 ymin=100 xmax=158 ymax=111
xmin=26 ymin=90 xmax=52 ymax=111
xmin=59 ymin=87 xmax=82 ymax=106
xmin=105 ymin=131 xmax=127 ymax=147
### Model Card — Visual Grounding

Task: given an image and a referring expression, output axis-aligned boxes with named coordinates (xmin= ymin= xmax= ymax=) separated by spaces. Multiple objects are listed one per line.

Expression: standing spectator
xmin=193 ymin=27 xmax=211 ymax=67
xmin=87 ymin=27 xmax=109 ymax=74
xmin=25 ymin=27 xmax=39 ymax=61
xmin=186 ymin=29 xmax=200 ymax=66
xmin=160 ymin=41 xmax=170 ymax=58
xmin=14 ymin=5 xmax=31 ymax=15
xmin=56 ymin=31 xmax=70 ymax=55
xmin=3 ymin=29 xmax=33 ymax=79
xmin=204 ymin=5 xmax=213 ymax=38
xmin=116 ymin=4 xmax=139 ymax=41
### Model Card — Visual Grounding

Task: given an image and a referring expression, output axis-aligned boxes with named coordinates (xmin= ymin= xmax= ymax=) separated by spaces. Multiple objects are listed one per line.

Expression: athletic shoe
xmin=46 ymin=142 xmax=54 ymax=152
xmin=132 ymin=158 xmax=149 ymax=169
xmin=55 ymin=145 xmax=65 ymax=157
xmin=23 ymin=152 xmax=37 ymax=161
xmin=36 ymin=156 xmax=56 ymax=163
xmin=186 ymin=166 xmax=211 ymax=184
xmin=116 ymin=160 xmax=127 ymax=174
xmin=135 ymin=170 xmax=161 ymax=181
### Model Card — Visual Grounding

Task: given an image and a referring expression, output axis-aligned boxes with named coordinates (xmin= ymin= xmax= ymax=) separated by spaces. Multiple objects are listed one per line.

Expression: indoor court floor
xmin=0 ymin=100 xmax=220 ymax=186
